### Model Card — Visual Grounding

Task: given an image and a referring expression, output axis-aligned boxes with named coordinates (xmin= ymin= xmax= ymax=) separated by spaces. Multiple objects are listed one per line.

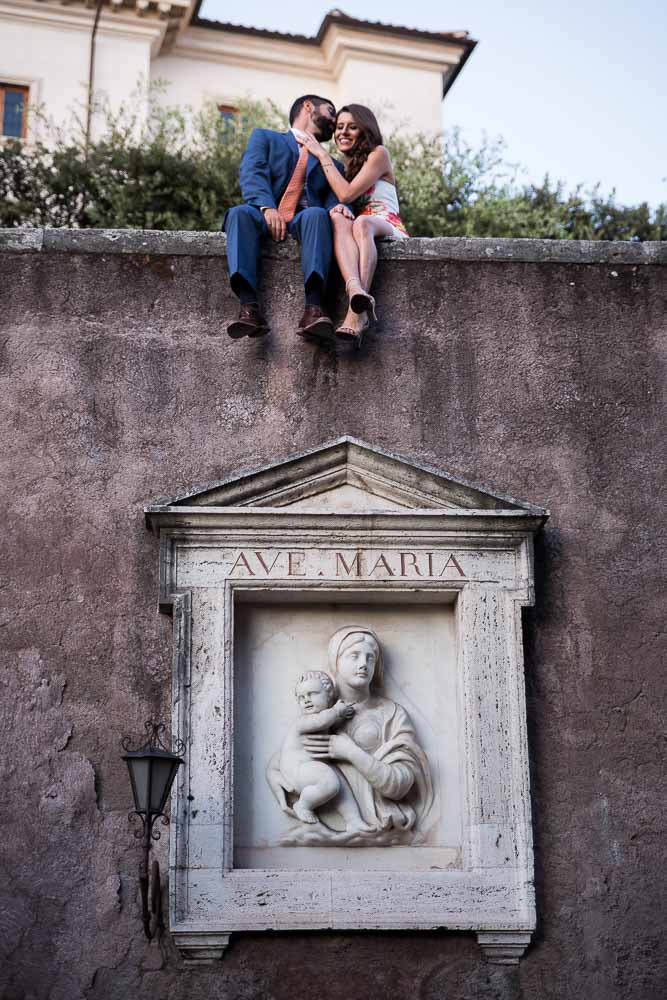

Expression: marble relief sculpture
xmin=266 ymin=627 xmax=433 ymax=845
xmin=278 ymin=670 xmax=375 ymax=833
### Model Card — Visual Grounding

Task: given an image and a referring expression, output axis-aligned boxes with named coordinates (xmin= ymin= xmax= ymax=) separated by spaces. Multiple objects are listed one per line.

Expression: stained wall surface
xmin=0 ymin=230 xmax=665 ymax=1000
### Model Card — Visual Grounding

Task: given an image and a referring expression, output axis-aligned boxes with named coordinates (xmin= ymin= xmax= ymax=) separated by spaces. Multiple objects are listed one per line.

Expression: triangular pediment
xmin=149 ymin=437 xmax=546 ymax=515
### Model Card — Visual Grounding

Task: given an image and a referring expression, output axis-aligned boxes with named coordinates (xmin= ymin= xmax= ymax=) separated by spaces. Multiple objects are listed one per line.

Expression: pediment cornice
xmin=145 ymin=437 xmax=549 ymax=537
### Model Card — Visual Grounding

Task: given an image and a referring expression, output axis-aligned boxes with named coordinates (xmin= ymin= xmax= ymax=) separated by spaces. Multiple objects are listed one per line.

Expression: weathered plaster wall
xmin=1 ymin=230 xmax=665 ymax=1000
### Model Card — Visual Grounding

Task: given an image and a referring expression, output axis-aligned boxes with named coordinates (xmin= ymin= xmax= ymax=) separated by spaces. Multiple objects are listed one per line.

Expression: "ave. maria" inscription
xmin=228 ymin=549 xmax=466 ymax=579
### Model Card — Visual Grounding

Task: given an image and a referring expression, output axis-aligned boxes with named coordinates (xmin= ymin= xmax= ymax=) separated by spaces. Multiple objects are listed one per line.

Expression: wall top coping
xmin=2 ymin=228 xmax=666 ymax=265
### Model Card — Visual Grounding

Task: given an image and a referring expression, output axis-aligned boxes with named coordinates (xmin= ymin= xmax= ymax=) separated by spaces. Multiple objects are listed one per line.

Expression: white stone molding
xmin=0 ymin=0 xmax=192 ymax=54
xmin=177 ymin=931 xmax=231 ymax=965
xmin=476 ymin=931 xmax=533 ymax=965
xmin=145 ymin=437 xmax=548 ymax=964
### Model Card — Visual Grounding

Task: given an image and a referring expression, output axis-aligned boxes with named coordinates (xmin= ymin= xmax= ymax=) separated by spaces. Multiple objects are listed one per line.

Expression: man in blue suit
xmin=224 ymin=94 xmax=351 ymax=342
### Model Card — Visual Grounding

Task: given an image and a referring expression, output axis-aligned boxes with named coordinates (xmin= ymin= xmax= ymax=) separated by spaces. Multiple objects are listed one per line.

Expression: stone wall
xmin=1 ymin=230 xmax=665 ymax=1000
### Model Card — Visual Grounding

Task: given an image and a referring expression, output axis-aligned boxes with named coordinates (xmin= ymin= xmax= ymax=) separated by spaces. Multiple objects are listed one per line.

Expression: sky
xmin=198 ymin=0 xmax=667 ymax=208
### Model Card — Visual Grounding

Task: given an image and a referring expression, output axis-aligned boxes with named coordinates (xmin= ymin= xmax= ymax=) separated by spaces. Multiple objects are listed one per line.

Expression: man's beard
xmin=313 ymin=114 xmax=335 ymax=142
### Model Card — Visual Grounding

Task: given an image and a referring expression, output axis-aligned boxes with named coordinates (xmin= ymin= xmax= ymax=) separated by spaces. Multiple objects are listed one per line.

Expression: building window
xmin=1 ymin=83 xmax=29 ymax=138
xmin=218 ymin=103 xmax=238 ymax=124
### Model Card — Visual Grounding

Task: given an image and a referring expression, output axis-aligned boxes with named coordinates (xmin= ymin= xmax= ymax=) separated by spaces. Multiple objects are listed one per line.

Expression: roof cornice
xmin=190 ymin=4 xmax=476 ymax=50
xmin=186 ymin=0 xmax=477 ymax=90
xmin=178 ymin=7 xmax=476 ymax=89
xmin=0 ymin=0 xmax=193 ymax=53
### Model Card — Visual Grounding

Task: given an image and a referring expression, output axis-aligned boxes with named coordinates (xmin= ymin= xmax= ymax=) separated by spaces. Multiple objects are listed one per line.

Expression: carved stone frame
xmin=145 ymin=438 xmax=547 ymax=966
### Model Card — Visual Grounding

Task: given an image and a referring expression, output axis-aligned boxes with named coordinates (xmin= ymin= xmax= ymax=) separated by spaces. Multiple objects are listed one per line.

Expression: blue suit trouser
xmin=224 ymin=204 xmax=333 ymax=293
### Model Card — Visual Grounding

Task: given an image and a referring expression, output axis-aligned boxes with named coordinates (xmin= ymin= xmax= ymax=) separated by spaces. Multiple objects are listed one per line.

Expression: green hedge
xmin=1 ymin=98 xmax=664 ymax=240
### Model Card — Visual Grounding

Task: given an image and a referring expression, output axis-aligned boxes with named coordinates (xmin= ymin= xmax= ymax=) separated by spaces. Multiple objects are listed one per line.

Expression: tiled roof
xmin=190 ymin=4 xmax=477 ymax=50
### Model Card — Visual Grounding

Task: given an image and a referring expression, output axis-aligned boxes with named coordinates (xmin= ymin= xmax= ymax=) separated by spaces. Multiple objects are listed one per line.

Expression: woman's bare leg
xmin=331 ymin=212 xmax=366 ymax=334
xmin=353 ymin=215 xmax=394 ymax=298
xmin=331 ymin=212 xmax=360 ymax=284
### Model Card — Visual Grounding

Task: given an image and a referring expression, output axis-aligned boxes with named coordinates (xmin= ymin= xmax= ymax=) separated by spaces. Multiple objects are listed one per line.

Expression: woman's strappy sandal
xmin=345 ymin=278 xmax=377 ymax=323
xmin=336 ymin=313 xmax=370 ymax=349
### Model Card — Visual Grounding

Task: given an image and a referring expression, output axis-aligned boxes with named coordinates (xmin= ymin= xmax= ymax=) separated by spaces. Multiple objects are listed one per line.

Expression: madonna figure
xmin=267 ymin=626 xmax=433 ymax=846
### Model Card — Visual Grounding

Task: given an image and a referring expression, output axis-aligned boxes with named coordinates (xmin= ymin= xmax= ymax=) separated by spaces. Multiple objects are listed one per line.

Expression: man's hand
xmin=330 ymin=204 xmax=354 ymax=220
xmin=263 ymin=208 xmax=287 ymax=242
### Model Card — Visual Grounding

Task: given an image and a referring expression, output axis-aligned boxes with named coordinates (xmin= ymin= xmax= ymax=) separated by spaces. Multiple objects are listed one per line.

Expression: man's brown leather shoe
xmin=296 ymin=305 xmax=334 ymax=343
xmin=227 ymin=304 xmax=270 ymax=339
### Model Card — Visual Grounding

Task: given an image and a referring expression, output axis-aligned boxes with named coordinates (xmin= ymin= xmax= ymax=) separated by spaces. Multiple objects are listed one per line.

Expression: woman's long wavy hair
xmin=337 ymin=104 xmax=383 ymax=180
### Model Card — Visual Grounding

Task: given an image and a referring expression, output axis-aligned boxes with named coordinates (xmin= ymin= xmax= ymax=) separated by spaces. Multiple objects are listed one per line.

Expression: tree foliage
xmin=390 ymin=128 xmax=666 ymax=240
xmin=1 ymin=98 xmax=664 ymax=240
xmin=0 ymin=98 xmax=283 ymax=230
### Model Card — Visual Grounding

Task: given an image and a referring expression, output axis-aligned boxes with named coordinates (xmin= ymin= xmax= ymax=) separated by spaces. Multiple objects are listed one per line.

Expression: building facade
xmin=0 ymin=1 xmax=475 ymax=140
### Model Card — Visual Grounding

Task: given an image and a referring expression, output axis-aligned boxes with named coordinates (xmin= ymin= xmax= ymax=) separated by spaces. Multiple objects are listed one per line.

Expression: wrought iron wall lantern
xmin=121 ymin=721 xmax=184 ymax=939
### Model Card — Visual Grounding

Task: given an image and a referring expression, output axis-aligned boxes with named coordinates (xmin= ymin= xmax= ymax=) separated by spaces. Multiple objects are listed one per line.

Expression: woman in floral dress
xmin=296 ymin=104 xmax=408 ymax=346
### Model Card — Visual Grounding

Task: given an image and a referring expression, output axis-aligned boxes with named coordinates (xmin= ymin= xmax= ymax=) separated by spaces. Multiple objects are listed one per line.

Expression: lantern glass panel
xmin=126 ymin=757 xmax=150 ymax=814
xmin=151 ymin=757 xmax=178 ymax=814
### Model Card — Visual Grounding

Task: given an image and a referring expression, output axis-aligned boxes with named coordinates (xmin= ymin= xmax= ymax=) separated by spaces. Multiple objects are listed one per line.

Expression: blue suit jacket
xmin=239 ymin=129 xmax=345 ymax=212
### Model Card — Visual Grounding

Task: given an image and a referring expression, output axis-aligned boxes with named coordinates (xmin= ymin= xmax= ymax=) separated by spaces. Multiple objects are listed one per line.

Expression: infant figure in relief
xmin=279 ymin=670 xmax=373 ymax=832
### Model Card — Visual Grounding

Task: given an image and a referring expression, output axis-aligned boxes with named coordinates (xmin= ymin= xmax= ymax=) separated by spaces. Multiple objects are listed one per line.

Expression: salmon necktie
xmin=278 ymin=145 xmax=309 ymax=223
